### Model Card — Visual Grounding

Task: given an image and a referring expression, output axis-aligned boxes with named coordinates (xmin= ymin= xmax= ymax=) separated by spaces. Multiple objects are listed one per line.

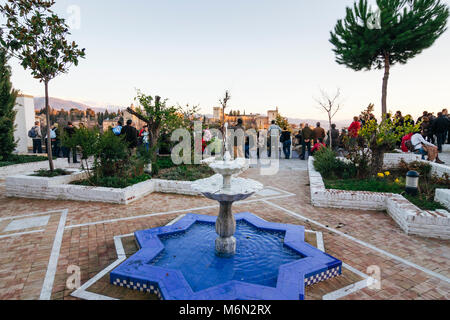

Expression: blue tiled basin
xmin=110 ymin=212 xmax=342 ymax=300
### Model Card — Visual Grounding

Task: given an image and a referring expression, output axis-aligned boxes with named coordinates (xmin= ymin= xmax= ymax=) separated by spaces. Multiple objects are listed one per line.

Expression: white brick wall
xmin=308 ymin=157 xmax=450 ymax=240
xmin=5 ymin=173 xmax=203 ymax=204
xmin=435 ymin=189 xmax=450 ymax=211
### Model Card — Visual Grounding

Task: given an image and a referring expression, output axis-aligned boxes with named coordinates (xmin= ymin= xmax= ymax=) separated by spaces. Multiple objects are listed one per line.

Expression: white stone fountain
xmin=192 ymin=124 xmax=263 ymax=256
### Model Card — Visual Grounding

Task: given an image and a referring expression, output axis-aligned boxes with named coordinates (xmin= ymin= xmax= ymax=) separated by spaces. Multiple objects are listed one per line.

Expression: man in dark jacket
xmin=432 ymin=112 xmax=450 ymax=152
xmin=64 ymin=122 xmax=78 ymax=163
xmin=121 ymin=120 xmax=139 ymax=151
xmin=327 ymin=124 xmax=340 ymax=151
xmin=313 ymin=122 xmax=326 ymax=144
xmin=301 ymin=124 xmax=313 ymax=160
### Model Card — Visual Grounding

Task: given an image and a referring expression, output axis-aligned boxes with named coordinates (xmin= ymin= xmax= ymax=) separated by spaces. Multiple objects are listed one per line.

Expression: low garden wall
xmin=308 ymin=155 xmax=450 ymax=240
xmin=5 ymin=172 xmax=214 ymax=204
xmin=435 ymin=189 xmax=450 ymax=211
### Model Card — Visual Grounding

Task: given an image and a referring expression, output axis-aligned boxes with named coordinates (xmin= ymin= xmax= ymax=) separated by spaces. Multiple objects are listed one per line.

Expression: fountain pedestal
xmin=192 ymin=151 xmax=263 ymax=256
xmin=215 ymin=201 xmax=236 ymax=256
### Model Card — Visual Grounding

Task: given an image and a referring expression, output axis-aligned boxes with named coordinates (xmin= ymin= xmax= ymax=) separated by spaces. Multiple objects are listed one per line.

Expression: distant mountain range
xmin=34 ymin=97 xmax=120 ymax=113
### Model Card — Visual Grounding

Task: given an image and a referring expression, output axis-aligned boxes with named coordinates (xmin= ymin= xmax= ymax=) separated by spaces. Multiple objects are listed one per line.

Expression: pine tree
xmin=0 ymin=49 xmax=18 ymax=160
xmin=330 ymin=0 xmax=449 ymax=116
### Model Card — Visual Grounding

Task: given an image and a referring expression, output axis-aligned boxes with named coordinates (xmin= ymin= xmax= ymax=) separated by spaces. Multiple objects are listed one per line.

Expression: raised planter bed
xmin=0 ymin=158 xmax=70 ymax=179
xmin=308 ymin=155 xmax=450 ymax=240
xmin=5 ymin=171 xmax=220 ymax=204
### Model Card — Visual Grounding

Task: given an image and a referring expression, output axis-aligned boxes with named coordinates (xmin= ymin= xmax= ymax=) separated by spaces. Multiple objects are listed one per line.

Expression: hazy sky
xmin=5 ymin=0 xmax=450 ymax=121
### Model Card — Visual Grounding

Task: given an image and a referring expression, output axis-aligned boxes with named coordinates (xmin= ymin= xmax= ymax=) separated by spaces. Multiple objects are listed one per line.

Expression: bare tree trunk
xmin=381 ymin=54 xmax=390 ymax=118
xmin=328 ymin=114 xmax=332 ymax=149
xmin=45 ymin=80 xmax=54 ymax=171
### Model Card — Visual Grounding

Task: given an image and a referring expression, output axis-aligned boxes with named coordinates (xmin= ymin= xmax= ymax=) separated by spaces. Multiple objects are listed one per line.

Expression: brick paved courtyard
xmin=0 ymin=159 xmax=449 ymax=300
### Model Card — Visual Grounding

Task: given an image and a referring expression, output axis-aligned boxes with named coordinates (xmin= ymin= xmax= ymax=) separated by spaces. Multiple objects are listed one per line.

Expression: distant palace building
xmin=210 ymin=107 xmax=279 ymax=130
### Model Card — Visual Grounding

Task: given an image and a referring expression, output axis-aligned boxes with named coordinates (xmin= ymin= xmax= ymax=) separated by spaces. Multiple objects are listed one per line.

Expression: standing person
xmin=301 ymin=123 xmax=313 ymax=160
xmin=432 ymin=112 xmax=450 ymax=153
xmin=112 ymin=120 xmax=123 ymax=136
xmin=442 ymin=108 xmax=449 ymax=144
xmin=280 ymin=129 xmax=292 ymax=159
xmin=64 ymin=122 xmax=78 ymax=163
xmin=337 ymin=129 xmax=348 ymax=157
xmin=348 ymin=117 xmax=361 ymax=138
xmin=293 ymin=129 xmax=303 ymax=158
xmin=121 ymin=120 xmax=139 ymax=153
xmin=327 ymin=124 xmax=340 ymax=151
xmin=267 ymin=120 xmax=282 ymax=158
xmin=417 ymin=111 xmax=428 ymax=124
xmin=141 ymin=125 xmax=150 ymax=152
xmin=230 ymin=118 xmax=245 ymax=159
xmin=28 ymin=121 xmax=43 ymax=154
xmin=51 ymin=123 xmax=61 ymax=158
xmin=420 ymin=116 xmax=432 ymax=142
xmin=313 ymin=122 xmax=325 ymax=144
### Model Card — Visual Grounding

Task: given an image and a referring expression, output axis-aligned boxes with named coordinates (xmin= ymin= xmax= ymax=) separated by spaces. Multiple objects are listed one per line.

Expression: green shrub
xmin=314 ymin=148 xmax=356 ymax=179
xmin=0 ymin=154 xmax=48 ymax=167
xmin=72 ymin=174 xmax=151 ymax=189
xmin=31 ymin=168 xmax=70 ymax=177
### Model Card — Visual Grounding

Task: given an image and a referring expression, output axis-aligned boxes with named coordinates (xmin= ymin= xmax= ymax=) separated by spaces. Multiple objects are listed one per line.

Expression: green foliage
xmin=0 ymin=154 xmax=47 ymax=167
xmin=72 ymin=174 xmax=151 ymax=189
xmin=31 ymin=168 xmax=70 ymax=177
xmin=313 ymin=147 xmax=357 ymax=179
xmin=0 ymin=49 xmax=18 ymax=159
xmin=324 ymin=165 xmax=448 ymax=211
xmin=0 ymin=0 xmax=86 ymax=82
xmin=330 ymin=0 xmax=449 ymax=71
xmin=61 ymin=126 xmax=99 ymax=160
xmin=275 ymin=114 xmax=290 ymax=131
xmin=0 ymin=0 xmax=86 ymax=171
xmin=153 ymin=164 xmax=215 ymax=182
xmin=63 ymin=128 xmax=146 ymax=186
xmin=330 ymin=0 xmax=449 ymax=114
xmin=345 ymin=108 xmax=421 ymax=177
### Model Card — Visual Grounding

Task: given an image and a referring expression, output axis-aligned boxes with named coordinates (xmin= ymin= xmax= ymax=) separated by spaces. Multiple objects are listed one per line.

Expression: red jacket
xmin=348 ymin=121 xmax=361 ymax=138
xmin=401 ymin=133 xmax=414 ymax=153
xmin=312 ymin=142 xmax=326 ymax=153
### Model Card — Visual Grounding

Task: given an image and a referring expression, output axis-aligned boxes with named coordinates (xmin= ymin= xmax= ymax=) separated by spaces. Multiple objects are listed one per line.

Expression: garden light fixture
xmin=405 ymin=171 xmax=419 ymax=196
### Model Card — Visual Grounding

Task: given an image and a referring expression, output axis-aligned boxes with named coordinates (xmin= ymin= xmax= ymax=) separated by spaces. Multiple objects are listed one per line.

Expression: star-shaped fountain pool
xmin=110 ymin=212 xmax=342 ymax=300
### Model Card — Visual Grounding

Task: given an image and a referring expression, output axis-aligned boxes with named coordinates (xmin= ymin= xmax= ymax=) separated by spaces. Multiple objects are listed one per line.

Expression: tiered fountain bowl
xmin=191 ymin=152 xmax=263 ymax=256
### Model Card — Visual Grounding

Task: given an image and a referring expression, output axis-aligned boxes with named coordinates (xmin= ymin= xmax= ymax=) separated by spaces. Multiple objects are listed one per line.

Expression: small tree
xmin=0 ymin=0 xmax=86 ymax=171
xmin=0 ymin=49 xmax=18 ymax=160
xmin=314 ymin=88 xmax=342 ymax=148
xmin=275 ymin=114 xmax=290 ymax=131
xmin=356 ymin=113 xmax=420 ymax=176
xmin=126 ymin=90 xmax=181 ymax=164
xmin=330 ymin=0 xmax=449 ymax=116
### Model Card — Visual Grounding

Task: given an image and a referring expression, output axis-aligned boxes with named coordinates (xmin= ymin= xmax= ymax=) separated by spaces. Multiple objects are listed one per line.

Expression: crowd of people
xmin=28 ymin=107 xmax=449 ymax=165
xmin=28 ymin=119 xmax=149 ymax=163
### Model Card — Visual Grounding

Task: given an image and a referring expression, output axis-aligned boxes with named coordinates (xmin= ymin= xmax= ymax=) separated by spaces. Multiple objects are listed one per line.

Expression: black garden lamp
xmin=405 ymin=171 xmax=419 ymax=196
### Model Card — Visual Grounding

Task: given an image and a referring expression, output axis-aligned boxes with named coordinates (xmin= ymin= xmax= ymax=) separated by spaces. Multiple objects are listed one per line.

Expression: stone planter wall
xmin=435 ymin=189 xmax=450 ymax=211
xmin=5 ymin=173 xmax=203 ymax=205
xmin=308 ymin=156 xmax=450 ymax=239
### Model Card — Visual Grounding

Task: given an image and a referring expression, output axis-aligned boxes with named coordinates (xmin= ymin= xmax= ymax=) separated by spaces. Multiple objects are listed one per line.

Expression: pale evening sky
xmin=4 ymin=0 xmax=450 ymax=121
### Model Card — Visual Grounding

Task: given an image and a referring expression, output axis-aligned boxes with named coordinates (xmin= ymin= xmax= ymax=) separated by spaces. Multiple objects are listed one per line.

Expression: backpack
xmin=28 ymin=127 xmax=38 ymax=139
xmin=50 ymin=128 xmax=57 ymax=139
xmin=112 ymin=125 xmax=122 ymax=136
